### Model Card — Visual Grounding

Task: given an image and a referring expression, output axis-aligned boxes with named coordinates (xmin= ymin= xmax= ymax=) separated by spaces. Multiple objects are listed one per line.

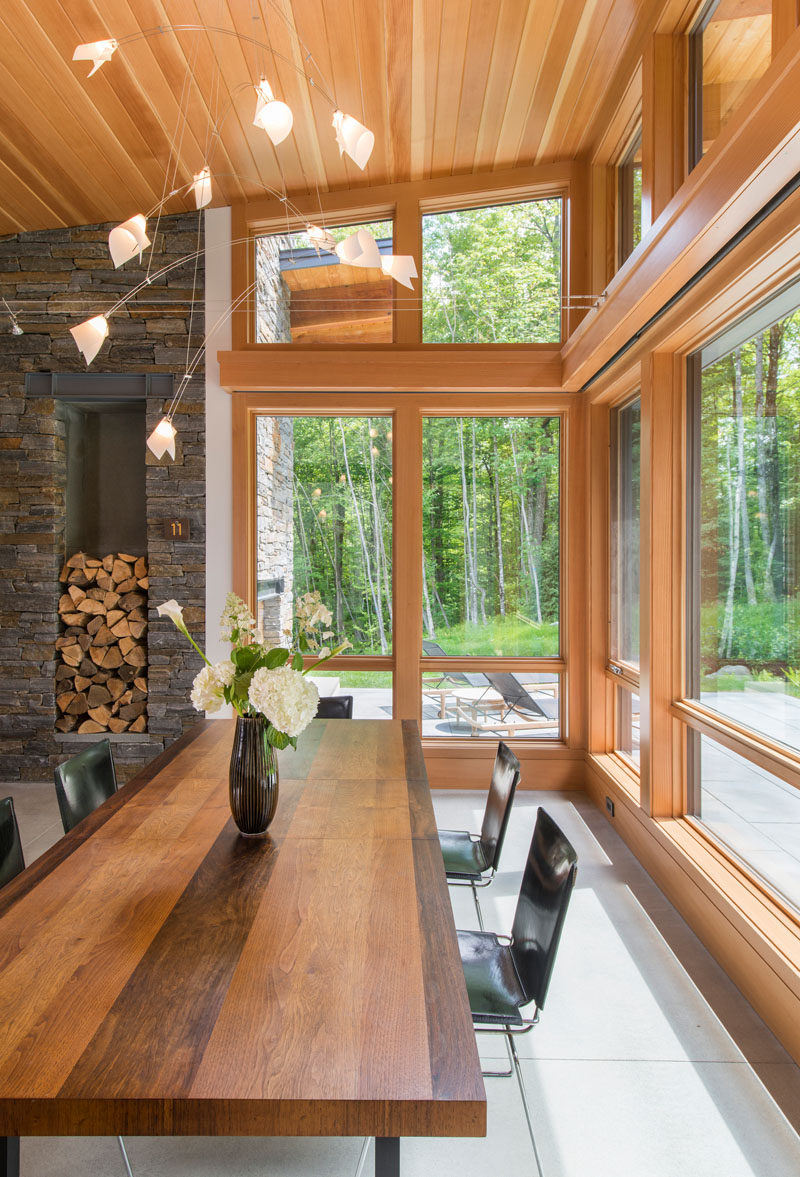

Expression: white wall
xmin=204 ymin=206 xmax=233 ymax=695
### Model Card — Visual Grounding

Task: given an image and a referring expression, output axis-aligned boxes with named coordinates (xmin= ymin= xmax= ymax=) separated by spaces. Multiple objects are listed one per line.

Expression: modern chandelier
xmin=66 ymin=20 xmax=417 ymax=461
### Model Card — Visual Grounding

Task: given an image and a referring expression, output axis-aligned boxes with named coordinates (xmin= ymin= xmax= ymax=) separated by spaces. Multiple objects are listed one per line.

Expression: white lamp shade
xmin=146 ymin=417 xmax=177 ymax=461
xmin=192 ymin=167 xmax=212 ymax=209
xmin=332 ymin=110 xmax=374 ymax=170
xmin=253 ymin=80 xmax=293 ymax=145
xmin=108 ymin=215 xmax=151 ymax=268
xmin=381 ymin=254 xmax=418 ymax=290
xmin=70 ymin=315 xmax=109 ymax=365
xmin=335 ymin=229 xmax=382 ymax=270
xmin=73 ymin=39 xmax=118 ymax=77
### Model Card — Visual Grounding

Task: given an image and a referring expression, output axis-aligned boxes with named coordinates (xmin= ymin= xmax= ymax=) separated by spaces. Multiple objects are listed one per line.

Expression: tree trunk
xmin=338 ymin=419 xmax=387 ymax=653
xmin=422 ymin=551 xmax=435 ymax=638
xmin=492 ymin=438 xmax=506 ymax=616
xmin=457 ymin=420 xmax=474 ymax=624
xmin=471 ymin=420 xmax=487 ymax=624
xmin=734 ymin=349 xmax=757 ymax=606
xmin=753 ymin=334 xmax=774 ymax=600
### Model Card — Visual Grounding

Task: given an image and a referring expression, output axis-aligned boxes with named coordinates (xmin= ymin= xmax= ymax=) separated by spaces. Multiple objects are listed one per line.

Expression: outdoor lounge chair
xmin=421 ymin=640 xmax=489 ymax=719
xmin=456 ymin=672 xmax=559 ymax=737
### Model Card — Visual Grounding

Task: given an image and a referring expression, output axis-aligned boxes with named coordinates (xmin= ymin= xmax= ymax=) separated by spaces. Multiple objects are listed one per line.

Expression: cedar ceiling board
xmin=162 ymin=0 xmax=265 ymax=202
xmin=579 ymin=4 xmax=656 ymax=159
xmin=538 ymin=0 xmax=622 ymax=163
xmin=216 ymin=0 xmax=305 ymax=199
xmin=290 ymin=0 xmax=356 ymax=193
xmin=319 ymin=0 xmax=385 ymax=192
xmin=97 ymin=0 xmax=218 ymax=184
xmin=352 ymin=0 xmax=392 ymax=187
xmin=492 ymin=0 xmax=558 ymax=168
xmin=385 ymin=0 xmax=413 ymax=182
xmin=0 ymin=1 xmax=162 ymax=228
xmin=515 ymin=0 xmax=584 ymax=166
xmin=429 ymin=0 xmax=471 ymax=179
xmin=448 ymin=0 xmax=501 ymax=174
xmin=408 ymin=0 xmax=431 ymax=179
xmin=417 ymin=0 xmax=443 ymax=179
xmin=472 ymin=0 xmax=531 ymax=173
xmin=268 ymin=0 xmax=344 ymax=196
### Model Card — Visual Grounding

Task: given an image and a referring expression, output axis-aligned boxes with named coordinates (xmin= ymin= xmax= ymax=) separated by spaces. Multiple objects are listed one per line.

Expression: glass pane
xmin=693 ymin=735 xmax=800 ymax=913
xmin=618 ymin=133 xmax=642 ymax=265
xmin=310 ymin=670 xmax=392 ymax=719
xmin=255 ymin=416 xmax=392 ymax=655
xmin=692 ymin=303 xmax=800 ymax=754
xmin=422 ymin=671 xmax=559 ymax=739
xmin=422 ymin=199 xmax=562 ymax=342
xmin=255 ymin=219 xmax=393 ymax=343
xmin=696 ymin=1 xmax=772 ymax=161
xmin=611 ymin=397 xmax=641 ymax=668
xmin=422 ymin=417 xmax=560 ymax=656
xmin=616 ymin=686 xmax=640 ymax=768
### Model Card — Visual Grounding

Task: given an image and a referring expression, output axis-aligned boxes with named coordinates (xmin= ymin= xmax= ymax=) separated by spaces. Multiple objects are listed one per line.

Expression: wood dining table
xmin=0 ymin=719 xmax=485 ymax=1177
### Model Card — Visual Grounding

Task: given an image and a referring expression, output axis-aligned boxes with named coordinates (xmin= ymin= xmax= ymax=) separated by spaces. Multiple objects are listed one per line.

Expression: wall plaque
xmin=163 ymin=518 xmax=190 ymax=541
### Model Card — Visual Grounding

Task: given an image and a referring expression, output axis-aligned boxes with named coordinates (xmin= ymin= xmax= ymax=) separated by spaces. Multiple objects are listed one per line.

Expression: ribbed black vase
xmin=228 ymin=715 xmax=279 ymax=836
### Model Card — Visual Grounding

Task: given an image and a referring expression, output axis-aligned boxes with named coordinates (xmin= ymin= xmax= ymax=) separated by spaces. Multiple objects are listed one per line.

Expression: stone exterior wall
xmin=256 ymin=417 xmax=294 ymax=646
xmin=0 ymin=213 xmax=206 ymax=781
xmin=255 ymin=235 xmax=292 ymax=343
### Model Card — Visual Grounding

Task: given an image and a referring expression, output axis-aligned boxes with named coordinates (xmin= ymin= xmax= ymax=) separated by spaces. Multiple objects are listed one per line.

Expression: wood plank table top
xmin=0 ymin=720 xmax=486 ymax=1141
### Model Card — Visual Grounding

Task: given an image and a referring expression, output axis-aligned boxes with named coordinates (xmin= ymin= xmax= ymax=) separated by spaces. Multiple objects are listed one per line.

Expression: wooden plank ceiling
xmin=0 ymin=0 xmax=670 ymax=235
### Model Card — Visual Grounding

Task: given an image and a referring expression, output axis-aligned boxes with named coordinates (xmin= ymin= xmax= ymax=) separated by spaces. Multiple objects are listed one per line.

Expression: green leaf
xmin=233 ymin=645 xmax=260 ymax=673
xmin=264 ymin=647 xmax=290 ymax=670
xmin=266 ymin=724 xmax=290 ymax=749
xmin=292 ymin=651 xmax=304 ymax=671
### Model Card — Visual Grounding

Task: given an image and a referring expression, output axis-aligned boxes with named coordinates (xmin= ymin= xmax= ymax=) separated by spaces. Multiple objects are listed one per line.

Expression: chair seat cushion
xmin=438 ymin=829 xmax=490 ymax=879
xmin=458 ymin=930 xmax=527 ymax=1026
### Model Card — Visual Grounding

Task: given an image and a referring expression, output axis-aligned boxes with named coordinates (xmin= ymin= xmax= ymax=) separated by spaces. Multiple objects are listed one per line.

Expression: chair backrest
xmin=315 ymin=695 xmax=354 ymax=719
xmin=0 ymin=797 xmax=25 ymax=888
xmin=486 ymin=672 xmax=548 ymax=718
xmin=423 ymin=641 xmax=489 ymax=688
xmin=479 ymin=741 xmax=520 ymax=870
xmin=511 ymin=807 xmax=577 ymax=1011
xmin=54 ymin=739 xmax=117 ymax=833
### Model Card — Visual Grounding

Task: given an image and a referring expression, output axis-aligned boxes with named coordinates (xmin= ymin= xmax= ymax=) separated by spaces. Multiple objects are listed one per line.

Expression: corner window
xmin=689 ymin=0 xmax=772 ymax=169
xmin=422 ymin=198 xmax=562 ymax=343
xmin=255 ymin=218 xmax=393 ymax=343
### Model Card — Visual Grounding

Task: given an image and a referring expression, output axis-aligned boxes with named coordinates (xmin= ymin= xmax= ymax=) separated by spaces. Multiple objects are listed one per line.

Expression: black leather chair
xmin=315 ymin=695 xmax=354 ymax=719
xmin=459 ymin=806 xmax=577 ymax=1175
xmin=0 ymin=796 xmax=25 ymax=888
xmin=437 ymin=741 xmax=520 ymax=928
xmin=54 ymin=738 xmax=118 ymax=834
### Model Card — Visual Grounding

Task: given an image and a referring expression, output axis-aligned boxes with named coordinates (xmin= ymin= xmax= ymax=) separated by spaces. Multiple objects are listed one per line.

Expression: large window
xmin=250 ymin=403 xmax=565 ymax=740
xmin=255 ymin=219 xmax=394 ymax=344
xmin=610 ymin=396 xmax=641 ymax=770
xmin=688 ymin=289 xmax=800 ymax=755
xmin=422 ymin=198 xmax=562 ymax=343
xmin=689 ymin=0 xmax=772 ymax=169
xmin=687 ymin=284 xmax=800 ymax=901
xmin=421 ymin=416 xmax=560 ymax=739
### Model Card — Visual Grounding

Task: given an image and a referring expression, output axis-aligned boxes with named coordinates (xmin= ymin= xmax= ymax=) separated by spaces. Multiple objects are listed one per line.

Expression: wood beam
xmin=641 ymin=34 xmax=685 ymax=229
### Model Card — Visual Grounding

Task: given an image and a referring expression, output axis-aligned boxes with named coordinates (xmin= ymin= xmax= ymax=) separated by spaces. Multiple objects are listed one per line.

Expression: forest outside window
xmin=254 ymin=218 xmax=394 ymax=343
xmin=421 ymin=198 xmax=562 ymax=343
xmin=255 ymin=414 xmax=392 ymax=719
xmin=618 ymin=130 xmax=642 ymax=267
xmin=610 ymin=394 xmax=641 ymax=771
xmin=421 ymin=416 xmax=560 ymax=739
xmin=687 ymin=284 xmax=800 ymax=756
xmin=689 ymin=0 xmax=772 ymax=169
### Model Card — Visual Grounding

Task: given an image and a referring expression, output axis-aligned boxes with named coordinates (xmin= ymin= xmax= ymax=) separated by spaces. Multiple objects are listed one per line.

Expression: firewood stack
xmin=55 ymin=552 xmax=148 ymax=735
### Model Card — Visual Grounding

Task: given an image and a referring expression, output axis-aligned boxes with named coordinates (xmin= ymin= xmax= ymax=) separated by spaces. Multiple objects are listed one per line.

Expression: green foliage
xmin=422 ymin=199 xmax=562 ymax=343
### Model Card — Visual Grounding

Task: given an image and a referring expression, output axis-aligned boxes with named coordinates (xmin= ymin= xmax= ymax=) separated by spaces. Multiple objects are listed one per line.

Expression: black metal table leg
xmin=375 ymin=1136 xmax=399 ymax=1177
xmin=0 ymin=1137 xmax=19 ymax=1177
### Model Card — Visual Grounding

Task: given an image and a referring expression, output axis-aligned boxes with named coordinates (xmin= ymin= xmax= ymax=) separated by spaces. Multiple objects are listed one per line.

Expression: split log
xmin=77 ymin=719 xmax=105 ymax=734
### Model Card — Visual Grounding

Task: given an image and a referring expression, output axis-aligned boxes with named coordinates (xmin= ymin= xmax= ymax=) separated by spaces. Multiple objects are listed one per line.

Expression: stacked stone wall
xmin=0 ymin=213 xmax=206 ymax=780
xmin=255 ymin=235 xmax=292 ymax=343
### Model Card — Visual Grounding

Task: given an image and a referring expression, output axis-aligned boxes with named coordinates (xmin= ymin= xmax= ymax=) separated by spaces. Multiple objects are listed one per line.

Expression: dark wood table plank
xmin=0 ymin=719 xmax=485 ymax=1139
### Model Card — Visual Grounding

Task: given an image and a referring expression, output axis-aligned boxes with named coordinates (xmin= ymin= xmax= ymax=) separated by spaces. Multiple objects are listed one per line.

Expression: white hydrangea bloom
xmin=190 ymin=661 xmax=234 ymax=713
xmin=248 ymin=666 xmax=319 ymax=737
xmin=295 ymin=590 xmax=333 ymax=634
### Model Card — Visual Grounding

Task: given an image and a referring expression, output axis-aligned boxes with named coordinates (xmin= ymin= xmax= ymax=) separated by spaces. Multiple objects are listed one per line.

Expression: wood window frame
xmin=231 ymin=391 xmax=583 ymax=773
xmin=617 ymin=128 xmax=643 ymax=268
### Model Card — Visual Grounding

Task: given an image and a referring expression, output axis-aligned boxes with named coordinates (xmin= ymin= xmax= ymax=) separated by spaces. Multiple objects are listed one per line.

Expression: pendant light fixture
xmin=108 ymin=215 xmax=151 ymax=269
xmin=70 ymin=315 xmax=109 ymax=365
xmin=146 ymin=417 xmax=177 ymax=461
xmin=192 ymin=167 xmax=212 ymax=209
xmin=306 ymin=224 xmax=337 ymax=254
xmin=253 ymin=79 xmax=294 ymax=145
xmin=335 ymin=228 xmax=382 ymax=269
xmin=332 ymin=110 xmax=375 ymax=170
xmin=380 ymin=254 xmax=418 ymax=290
xmin=72 ymin=39 xmax=118 ymax=76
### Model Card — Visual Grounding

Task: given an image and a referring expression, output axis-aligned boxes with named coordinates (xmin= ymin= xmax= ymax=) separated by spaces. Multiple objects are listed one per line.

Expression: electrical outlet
xmin=605 ymin=796 xmax=615 ymax=818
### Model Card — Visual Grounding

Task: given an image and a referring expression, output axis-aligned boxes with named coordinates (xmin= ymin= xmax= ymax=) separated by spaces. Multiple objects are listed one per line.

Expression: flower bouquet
xmin=157 ymin=590 xmax=350 ymax=835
